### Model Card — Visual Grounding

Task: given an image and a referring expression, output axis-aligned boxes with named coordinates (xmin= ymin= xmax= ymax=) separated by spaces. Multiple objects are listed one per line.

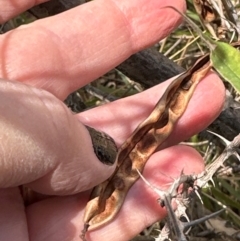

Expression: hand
xmin=0 ymin=0 xmax=224 ymax=241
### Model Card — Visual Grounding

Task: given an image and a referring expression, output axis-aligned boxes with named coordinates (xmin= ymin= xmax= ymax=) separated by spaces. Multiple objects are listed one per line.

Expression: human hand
xmin=0 ymin=0 xmax=225 ymax=241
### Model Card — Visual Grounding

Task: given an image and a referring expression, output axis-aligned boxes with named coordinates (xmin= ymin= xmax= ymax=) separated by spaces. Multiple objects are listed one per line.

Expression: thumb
xmin=0 ymin=79 xmax=117 ymax=195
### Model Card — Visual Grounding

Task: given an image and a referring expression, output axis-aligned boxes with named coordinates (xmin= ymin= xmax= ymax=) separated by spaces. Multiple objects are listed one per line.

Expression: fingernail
xmin=85 ymin=126 xmax=117 ymax=165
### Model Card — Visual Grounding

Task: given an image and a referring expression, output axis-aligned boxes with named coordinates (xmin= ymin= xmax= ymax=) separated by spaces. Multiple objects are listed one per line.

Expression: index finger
xmin=0 ymin=0 xmax=185 ymax=99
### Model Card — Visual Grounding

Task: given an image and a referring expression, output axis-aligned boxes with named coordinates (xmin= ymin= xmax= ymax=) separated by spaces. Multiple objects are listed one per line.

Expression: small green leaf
xmin=210 ymin=41 xmax=240 ymax=93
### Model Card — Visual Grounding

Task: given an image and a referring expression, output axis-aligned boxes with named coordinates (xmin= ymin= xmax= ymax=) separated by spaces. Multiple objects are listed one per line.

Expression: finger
xmin=26 ymin=145 xmax=204 ymax=241
xmin=78 ymin=72 xmax=225 ymax=146
xmin=0 ymin=0 xmax=48 ymax=22
xmin=0 ymin=188 xmax=28 ymax=241
xmin=0 ymin=0 xmax=185 ymax=99
xmin=0 ymin=79 xmax=116 ymax=194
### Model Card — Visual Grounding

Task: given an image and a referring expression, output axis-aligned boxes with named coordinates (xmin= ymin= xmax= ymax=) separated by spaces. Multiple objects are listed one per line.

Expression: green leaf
xmin=211 ymin=41 xmax=240 ymax=93
xmin=220 ymin=179 xmax=240 ymax=200
xmin=212 ymin=186 xmax=240 ymax=210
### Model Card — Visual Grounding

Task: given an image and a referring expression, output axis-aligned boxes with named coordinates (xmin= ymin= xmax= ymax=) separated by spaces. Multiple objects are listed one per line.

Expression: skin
xmin=0 ymin=0 xmax=225 ymax=241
